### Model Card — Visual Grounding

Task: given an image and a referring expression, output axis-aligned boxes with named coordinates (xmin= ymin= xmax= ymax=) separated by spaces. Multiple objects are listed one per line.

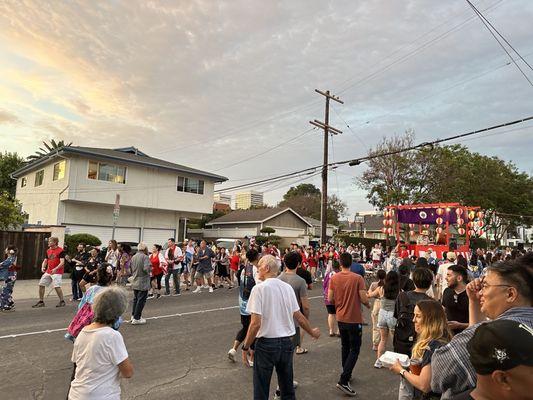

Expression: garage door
xmin=66 ymin=225 xmax=113 ymax=245
xmin=142 ymin=228 xmax=176 ymax=247
xmin=114 ymin=227 xmax=140 ymax=243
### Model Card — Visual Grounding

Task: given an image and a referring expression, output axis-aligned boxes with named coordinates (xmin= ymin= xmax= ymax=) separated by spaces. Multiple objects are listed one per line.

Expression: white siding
xmin=142 ymin=228 xmax=175 ymax=246
xmin=66 ymin=225 xmax=113 ymax=245
xmin=114 ymin=227 xmax=140 ymax=243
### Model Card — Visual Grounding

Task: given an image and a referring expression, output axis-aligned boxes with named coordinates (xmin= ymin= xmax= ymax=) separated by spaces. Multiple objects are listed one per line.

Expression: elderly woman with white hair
xmin=130 ymin=242 xmax=151 ymax=325
xmin=69 ymin=286 xmax=133 ymax=400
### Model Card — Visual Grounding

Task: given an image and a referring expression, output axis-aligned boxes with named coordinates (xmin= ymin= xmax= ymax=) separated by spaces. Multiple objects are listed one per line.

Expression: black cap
xmin=467 ymin=319 xmax=533 ymax=375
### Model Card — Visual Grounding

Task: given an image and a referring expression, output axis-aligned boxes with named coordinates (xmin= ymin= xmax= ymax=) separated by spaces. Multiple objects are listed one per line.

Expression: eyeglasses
xmin=480 ymin=283 xmax=513 ymax=291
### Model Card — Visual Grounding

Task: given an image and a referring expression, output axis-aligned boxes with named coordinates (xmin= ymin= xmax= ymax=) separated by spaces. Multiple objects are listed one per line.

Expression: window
xmin=53 ymin=160 xmax=66 ymax=181
xmin=87 ymin=161 xmax=126 ymax=184
xmin=177 ymin=176 xmax=204 ymax=194
xmin=21 ymin=177 xmax=27 ymax=188
xmin=34 ymin=170 xmax=44 ymax=186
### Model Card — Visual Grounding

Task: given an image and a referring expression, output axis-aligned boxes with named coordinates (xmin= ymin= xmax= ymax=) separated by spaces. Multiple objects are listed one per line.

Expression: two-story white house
xmin=12 ymin=146 xmax=227 ymax=245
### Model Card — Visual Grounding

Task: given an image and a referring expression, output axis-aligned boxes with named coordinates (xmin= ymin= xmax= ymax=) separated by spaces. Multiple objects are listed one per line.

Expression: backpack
xmin=66 ymin=302 xmax=94 ymax=340
xmin=240 ymin=263 xmax=256 ymax=301
xmin=393 ymin=291 xmax=430 ymax=356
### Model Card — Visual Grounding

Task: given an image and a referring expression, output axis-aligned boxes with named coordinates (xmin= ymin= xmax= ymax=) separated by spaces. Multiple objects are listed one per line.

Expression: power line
xmin=331 ymin=105 xmax=368 ymax=150
xmin=465 ymin=0 xmax=533 ymax=87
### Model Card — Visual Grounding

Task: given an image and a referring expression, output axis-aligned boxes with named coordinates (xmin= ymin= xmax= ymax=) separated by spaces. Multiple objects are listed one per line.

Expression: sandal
xmin=296 ymin=348 xmax=308 ymax=355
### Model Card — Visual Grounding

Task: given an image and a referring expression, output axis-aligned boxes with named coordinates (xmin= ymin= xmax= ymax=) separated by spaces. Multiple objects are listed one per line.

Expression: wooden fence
xmin=0 ymin=231 xmax=49 ymax=279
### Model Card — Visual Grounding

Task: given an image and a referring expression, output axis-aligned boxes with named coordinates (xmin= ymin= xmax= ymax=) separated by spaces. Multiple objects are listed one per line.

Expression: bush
xmin=260 ymin=227 xmax=276 ymax=236
xmin=267 ymin=235 xmax=282 ymax=246
xmin=335 ymin=234 xmax=384 ymax=249
xmin=254 ymin=235 xmax=268 ymax=246
xmin=64 ymin=233 xmax=101 ymax=255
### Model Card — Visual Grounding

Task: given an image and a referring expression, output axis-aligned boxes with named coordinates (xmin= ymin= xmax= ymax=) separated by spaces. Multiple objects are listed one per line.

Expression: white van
xmin=216 ymin=238 xmax=241 ymax=250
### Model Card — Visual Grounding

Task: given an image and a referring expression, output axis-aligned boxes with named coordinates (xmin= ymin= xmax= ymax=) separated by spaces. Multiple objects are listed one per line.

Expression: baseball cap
xmin=467 ymin=319 xmax=533 ymax=375
xmin=447 ymin=252 xmax=457 ymax=261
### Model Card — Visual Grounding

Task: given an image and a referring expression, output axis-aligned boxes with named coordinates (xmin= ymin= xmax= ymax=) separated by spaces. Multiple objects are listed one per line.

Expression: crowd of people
xmin=1 ymin=236 xmax=532 ymax=400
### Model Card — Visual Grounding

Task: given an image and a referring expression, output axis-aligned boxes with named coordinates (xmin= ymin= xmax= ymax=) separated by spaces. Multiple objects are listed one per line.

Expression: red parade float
xmin=382 ymin=202 xmax=483 ymax=259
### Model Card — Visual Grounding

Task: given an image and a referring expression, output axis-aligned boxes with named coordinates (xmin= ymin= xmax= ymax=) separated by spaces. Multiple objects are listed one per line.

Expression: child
xmin=0 ymin=245 xmax=18 ymax=311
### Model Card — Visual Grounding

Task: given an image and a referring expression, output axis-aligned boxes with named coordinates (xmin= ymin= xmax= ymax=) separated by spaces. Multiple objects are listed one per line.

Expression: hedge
xmin=64 ymin=233 xmax=102 ymax=255
xmin=334 ymin=234 xmax=384 ymax=249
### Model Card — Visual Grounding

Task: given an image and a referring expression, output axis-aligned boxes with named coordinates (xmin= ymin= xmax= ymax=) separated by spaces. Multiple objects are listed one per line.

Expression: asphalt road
xmin=1 ymin=286 xmax=400 ymax=400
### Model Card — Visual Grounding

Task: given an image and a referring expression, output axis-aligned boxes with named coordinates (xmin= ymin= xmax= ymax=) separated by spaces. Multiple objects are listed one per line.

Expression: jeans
xmin=165 ymin=269 xmax=181 ymax=294
xmin=338 ymin=322 xmax=363 ymax=385
xmin=253 ymin=337 xmax=295 ymax=400
xmin=132 ymin=290 xmax=148 ymax=320
xmin=71 ymin=271 xmax=82 ymax=300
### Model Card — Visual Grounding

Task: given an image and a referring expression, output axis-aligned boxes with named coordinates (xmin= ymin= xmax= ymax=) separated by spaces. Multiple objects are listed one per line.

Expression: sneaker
xmin=156 ymin=294 xmax=161 ymax=299
xmin=131 ymin=318 xmax=147 ymax=325
xmin=56 ymin=300 xmax=66 ymax=307
xmin=218 ymin=284 xmax=223 ymax=288
xmin=374 ymin=360 xmax=383 ymax=369
xmin=202 ymin=285 xmax=209 ymax=289
xmin=172 ymin=293 xmax=181 ymax=296
xmin=162 ymin=293 xmax=171 ymax=297
xmin=192 ymin=287 xmax=201 ymax=294
xmin=293 ymin=381 xmax=298 ymax=389
xmin=32 ymin=301 xmax=45 ymax=308
xmin=248 ymin=359 xmax=253 ymax=367
xmin=147 ymin=294 xmax=155 ymax=299
xmin=209 ymin=286 xmax=213 ymax=293
xmin=2 ymin=306 xmax=14 ymax=312
xmin=274 ymin=389 xmax=281 ymax=399
xmin=336 ymin=382 xmax=357 ymax=397
xmin=228 ymin=348 xmax=237 ymax=362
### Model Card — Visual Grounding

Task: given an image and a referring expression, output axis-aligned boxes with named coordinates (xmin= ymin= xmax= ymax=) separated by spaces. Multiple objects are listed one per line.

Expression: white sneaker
xmin=202 ymin=285 xmax=209 ymax=289
xmin=209 ymin=287 xmax=213 ymax=293
xmin=228 ymin=348 xmax=236 ymax=362
xmin=248 ymin=359 xmax=254 ymax=367
xmin=131 ymin=318 xmax=146 ymax=325
xmin=293 ymin=380 xmax=299 ymax=389
xmin=374 ymin=360 xmax=383 ymax=369
xmin=192 ymin=287 xmax=201 ymax=294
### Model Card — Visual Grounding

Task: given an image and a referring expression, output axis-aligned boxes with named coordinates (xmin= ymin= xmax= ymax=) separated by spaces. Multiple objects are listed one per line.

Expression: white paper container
xmin=379 ymin=351 xmax=410 ymax=368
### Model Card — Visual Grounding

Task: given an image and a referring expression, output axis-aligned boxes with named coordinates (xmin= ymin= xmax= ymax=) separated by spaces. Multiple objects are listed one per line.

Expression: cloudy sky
xmin=1 ymin=0 xmax=532 ymax=218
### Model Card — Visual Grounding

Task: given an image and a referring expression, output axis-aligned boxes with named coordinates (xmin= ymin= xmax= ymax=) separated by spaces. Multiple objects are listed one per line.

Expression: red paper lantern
xmin=382 ymin=227 xmax=387 ymax=233
xmin=423 ymin=224 xmax=430 ymax=229
xmin=409 ymin=230 xmax=415 ymax=236
xmin=477 ymin=211 xmax=484 ymax=219
xmin=383 ymin=219 xmax=388 ymax=226
xmin=436 ymin=208 xmax=444 ymax=216
xmin=457 ymin=227 xmax=466 ymax=235
xmin=389 ymin=209 xmax=395 ymax=217
xmin=387 ymin=227 xmax=394 ymax=235
xmin=467 ymin=221 xmax=473 ymax=228
xmin=455 ymin=208 xmax=463 ymax=216
xmin=478 ymin=230 xmax=484 ymax=236
xmin=468 ymin=229 xmax=475 ymax=236
xmin=408 ymin=223 xmax=415 ymax=229
xmin=477 ymin=221 xmax=484 ymax=228
xmin=435 ymin=217 xmax=444 ymax=225
xmin=456 ymin=218 xmax=464 ymax=225
xmin=436 ymin=227 xmax=443 ymax=234
xmin=383 ymin=211 xmax=389 ymax=218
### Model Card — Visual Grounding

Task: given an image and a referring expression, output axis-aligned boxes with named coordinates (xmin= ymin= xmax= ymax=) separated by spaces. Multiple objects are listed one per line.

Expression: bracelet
xmin=400 ymin=369 xmax=407 ymax=377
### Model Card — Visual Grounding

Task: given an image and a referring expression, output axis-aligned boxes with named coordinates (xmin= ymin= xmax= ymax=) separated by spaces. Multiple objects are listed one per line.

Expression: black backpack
xmin=393 ymin=291 xmax=430 ymax=356
xmin=240 ymin=263 xmax=256 ymax=301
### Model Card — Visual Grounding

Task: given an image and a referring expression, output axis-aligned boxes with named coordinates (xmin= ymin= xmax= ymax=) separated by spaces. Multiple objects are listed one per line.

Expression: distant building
xmin=213 ymin=193 xmax=231 ymax=205
xmin=235 ymin=190 xmax=263 ymax=210
xmin=213 ymin=202 xmax=231 ymax=213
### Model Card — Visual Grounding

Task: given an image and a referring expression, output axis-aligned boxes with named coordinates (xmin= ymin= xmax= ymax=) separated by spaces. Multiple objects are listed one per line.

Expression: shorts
xmin=291 ymin=326 xmax=301 ymax=347
xmin=377 ymin=309 xmax=396 ymax=330
xmin=326 ymin=304 xmax=336 ymax=315
xmin=195 ymin=270 xmax=214 ymax=280
xmin=82 ymin=272 xmax=95 ymax=283
xmin=216 ymin=264 xmax=229 ymax=278
xmin=39 ymin=273 xmax=62 ymax=288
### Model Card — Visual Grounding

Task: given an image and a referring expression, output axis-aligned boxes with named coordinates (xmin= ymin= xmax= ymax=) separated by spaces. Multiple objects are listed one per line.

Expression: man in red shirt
xmin=328 ymin=252 xmax=370 ymax=397
xmin=32 ymin=237 xmax=66 ymax=308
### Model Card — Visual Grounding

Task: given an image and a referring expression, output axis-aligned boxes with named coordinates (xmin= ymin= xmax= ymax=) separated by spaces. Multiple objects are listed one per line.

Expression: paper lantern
xmin=383 ymin=211 xmax=389 ymax=218
xmin=468 ymin=229 xmax=475 ymax=236
xmin=455 ymin=208 xmax=463 ymax=216
xmin=436 ymin=208 xmax=444 ymax=216
xmin=467 ymin=221 xmax=473 ymax=228
xmin=389 ymin=209 xmax=395 ymax=217
xmin=409 ymin=230 xmax=415 ymax=236
xmin=382 ymin=227 xmax=388 ymax=233
xmin=468 ymin=210 xmax=475 ymax=220
xmin=387 ymin=227 xmax=394 ymax=235
xmin=383 ymin=219 xmax=388 ymax=226
xmin=476 ymin=221 xmax=484 ymax=228
xmin=445 ymin=207 xmax=451 ymax=212
xmin=408 ymin=223 xmax=415 ymax=229
xmin=478 ymin=230 xmax=484 ymax=236
xmin=456 ymin=218 xmax=464 ymax=226
xmin=423 ymin=224 xmax=430 ymax=229
xmin=457 ymin=227 xmax=466 ymax=235
xmin=435 ymin=217 xmax=444 ymax=225
xmin=477 ymin=211 xmax=484 ymax=219
xmin=436 ymin=227 xmax=443 ymax=234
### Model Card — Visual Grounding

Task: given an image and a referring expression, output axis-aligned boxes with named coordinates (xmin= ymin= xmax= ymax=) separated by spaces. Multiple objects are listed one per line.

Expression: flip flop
xmin=296 ymin=348 xmax=308 ymax=355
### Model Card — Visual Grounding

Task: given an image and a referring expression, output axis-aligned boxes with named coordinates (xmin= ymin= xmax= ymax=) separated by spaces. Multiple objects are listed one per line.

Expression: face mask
xmin=112 ymin=316 xmax=123 ymax=330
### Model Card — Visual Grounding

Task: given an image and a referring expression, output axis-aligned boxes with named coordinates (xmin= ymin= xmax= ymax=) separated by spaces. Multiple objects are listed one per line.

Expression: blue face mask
xmin=112 ymin=316 xmax=123 ymax=330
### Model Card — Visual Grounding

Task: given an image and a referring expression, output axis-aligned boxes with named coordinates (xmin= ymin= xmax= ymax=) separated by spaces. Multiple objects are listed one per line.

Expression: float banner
xmin=396 ymin=208 xmax=459 ymax=224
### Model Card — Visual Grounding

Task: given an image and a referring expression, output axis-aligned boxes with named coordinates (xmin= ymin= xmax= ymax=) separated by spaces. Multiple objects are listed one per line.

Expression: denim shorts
xmin=377 ymin=309 xmax=396 ymax=330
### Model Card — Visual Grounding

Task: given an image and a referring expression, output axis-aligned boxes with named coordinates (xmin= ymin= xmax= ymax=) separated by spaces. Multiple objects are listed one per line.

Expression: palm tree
xmin=27 ymin=139 xmax=73 ymax=161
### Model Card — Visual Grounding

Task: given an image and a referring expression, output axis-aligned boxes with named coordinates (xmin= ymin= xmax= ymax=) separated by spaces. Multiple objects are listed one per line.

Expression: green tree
xmin=278 ymin=183 xmax=347 ymax=225
xmin=260 ymin=227 xmax=276 ymax=236
xmin=0 ymin=151 xmax=25 ymax=197
xmin=27 ymin=139 xmax=72 ymax=161
xmin=0 ymin=192 xmax=25 ymax=229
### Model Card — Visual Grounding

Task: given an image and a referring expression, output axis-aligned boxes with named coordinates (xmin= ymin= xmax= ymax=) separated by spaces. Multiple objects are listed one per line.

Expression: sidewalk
xmin=11 ymin=279 xmax=75 ymax=301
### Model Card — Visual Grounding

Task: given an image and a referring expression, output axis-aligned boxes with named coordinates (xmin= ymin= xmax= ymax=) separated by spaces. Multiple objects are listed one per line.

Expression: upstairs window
xmin=88 ymin=161 xmax=126 ymax=184
xmin=53 ymin=160 xmax=66 ymax=181
xmin=21 ymin=177 xmax=27 ymax=188
xmin=35 ymin=170 xmax=44 ymax=187
xmin=177 ymin=176 xmax=204 ymax=194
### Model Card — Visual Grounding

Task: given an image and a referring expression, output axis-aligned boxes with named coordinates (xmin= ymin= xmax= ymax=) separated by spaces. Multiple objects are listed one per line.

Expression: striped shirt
xmin=431 ymin=306 xmax=533 ymax=399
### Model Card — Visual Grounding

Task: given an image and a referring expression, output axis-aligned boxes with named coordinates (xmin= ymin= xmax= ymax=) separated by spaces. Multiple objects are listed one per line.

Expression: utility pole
xmin=310 ymin=89 xmax=343 ymax=245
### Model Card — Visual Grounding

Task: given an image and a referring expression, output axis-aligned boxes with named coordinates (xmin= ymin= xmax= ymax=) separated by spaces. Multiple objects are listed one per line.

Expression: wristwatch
xmin=400 ymin=369 xmax=407 ymax=377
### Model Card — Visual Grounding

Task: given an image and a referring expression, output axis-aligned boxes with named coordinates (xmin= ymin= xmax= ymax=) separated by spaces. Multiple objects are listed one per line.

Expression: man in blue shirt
xmin=350 ymin=254 xmax=366 ymax=279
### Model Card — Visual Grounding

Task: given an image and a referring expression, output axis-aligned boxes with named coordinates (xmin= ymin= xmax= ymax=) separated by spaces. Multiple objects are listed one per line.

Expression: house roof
xmin=361 ymin=214 xmax=385 ymax=231
xmin=12 ymin=146 xmax=228 ymax=182
xmin=207 ymin=207 xmax=313 ymax=227
xmin=303 ymin=216 xmax=337 ymax=229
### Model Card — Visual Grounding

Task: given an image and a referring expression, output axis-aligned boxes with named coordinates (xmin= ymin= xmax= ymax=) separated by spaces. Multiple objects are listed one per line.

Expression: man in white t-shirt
xmin=241 ymin=255 xmax=320 ymax=400
xmin=371 ymin=244 xmax=382 ymax=266
xmin=436 ymin=251 xmax=457 ymax=300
